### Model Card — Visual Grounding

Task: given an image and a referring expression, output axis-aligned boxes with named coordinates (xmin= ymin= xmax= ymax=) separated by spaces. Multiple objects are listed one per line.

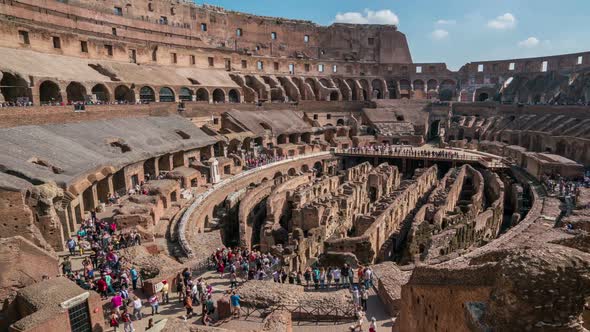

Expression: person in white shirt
xmin=131 ymin=296 xmax=142 ymax=320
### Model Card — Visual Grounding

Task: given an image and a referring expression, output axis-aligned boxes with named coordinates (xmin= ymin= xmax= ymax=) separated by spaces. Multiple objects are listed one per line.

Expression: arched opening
xmin=427 ymin=79 xmax=438 ymax=92
xmin=305 ymin=78 xmax=319 ymax=100
xmin=277 ymin=134 xmax=288 ymax=144
xmin=301 ymin=164 xmax=310 ymax=173
xmin=159 ymin=87 xmax=175 ymax=102
xmin=139 ymin=86 xmax=155 ymax=102
xmin=336 ymin=119 xmax=345 ymax=126
xmin=387 ymin=80 xmax=398 ymax=99
xmin=196 ymin=88 xmax=209 ymax=102
xmin=0 ymin=73 xmax=31 ymax=104
xmin=439 ymin=80 xmax=456 ymax=101
xmin=114 ymin=85 xmax=135 ymax=103
xmin=212 ymin=89 xmax=225 ymax=103
xmin=91 ymin=84 xmax=110 ymax=103
xmin=288 ymin=168 xmax=297 ymax=176
xmin=399 ymin=80 xmax=411 ymax=99
xmin=313 ymin=161 xmax=323 ymax=177
xmin=346 ymin=79 xmax=359 ymax=101
xmin=478 ymin=93 xmax=489 ymax=102
xmin=179 ymin=87 xmax=193 ymax=102
xmin=359 ymin=79 xmax=370 ymax=100
xmin=439 ymin=89 xmax=453 ymax=101
xmin=429 ymin=120 xmax=441 ymax=140
xmin=372 ymin=79 xmax=384 ymax=99
xmin=329 ymin=91 xmax=339 ymax=101
xmin=273 ymin=171 xmax=283 ymax=179
xmin=66 ymin=82 xmax=87 ymax=103
xmin=228 ymin=89 xmax=240 ymax=103
xmin=413 ymin=80 xmax=425 ymax=99
xmin=39 ymin=81 xmax=62 ymax=104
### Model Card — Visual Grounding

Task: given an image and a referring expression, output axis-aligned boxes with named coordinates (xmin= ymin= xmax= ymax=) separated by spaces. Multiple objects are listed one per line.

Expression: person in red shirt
xmin=97 ymin=277 xmax=108 ymax=300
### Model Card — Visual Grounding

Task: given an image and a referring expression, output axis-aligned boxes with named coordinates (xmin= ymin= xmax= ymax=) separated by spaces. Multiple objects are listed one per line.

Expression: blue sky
xmin=199 ymin=0 xmax=590 ymax=70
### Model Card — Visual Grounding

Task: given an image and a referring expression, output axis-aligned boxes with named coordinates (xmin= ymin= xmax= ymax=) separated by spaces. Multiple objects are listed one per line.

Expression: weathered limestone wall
xmin=325 ymin=166 xmax=438 ymax=264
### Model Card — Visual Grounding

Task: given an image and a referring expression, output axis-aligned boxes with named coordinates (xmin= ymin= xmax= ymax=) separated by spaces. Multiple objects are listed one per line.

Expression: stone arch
xmin=0 ymin=72 xmax=31 ymax=104
xmin=273 ymin=171 xmax=283 ymax=179
xmin=313 ymin=161 xmax=323 ymax=177
xmin=329 ymin=91 xmax=339 ymax=101
xmin=427 ymin=79 xmax=438 ymax=91
xmin=179 ymin=87 xmax=193 ymax=101
xmin=114 ymin=85 xmax=135 ymax=103
xmin=212 ymin=89 xmax=225 ymax=103
xmin=228 ymin=89 xmax=240 ymax=103
xmin=345 ymin=79 xmax=359 ymax=101
xmin=439 ymin=80 xmax=456 ymax=101
xmin=358 ymin=79 xmax=370 ymax=100
xmin=277 ymin=134 xmax=288 ymax=144
xmin=39 ymin=80 xmax=62 ymax=104
xmin=387 ymin=80 xmax=398 ymax=99
xmin=337 ymin=119 xmax=345 ymax=126
xmin=413 ymin=80 xmax=425 ymax=99
xmin=66 ymin=82 xmax=87 ymax=103
xmin=301 ymin=164 xmax=310 ymax=173
xmin=371 ymin=79 xmax=385 ymax=99
xmin=398 ymin=80 xmax=411 ymax=99
xmin=159 ymin=87 xmax=175 ymax=102
xmin=288 ymin=168 xmax=297 ymax=176
xmin=333 ymin=78 xmax=351 ymax=101
xmin=139 ymin=86 xmax=156 ymax=102
xmin=196 ymin=88 xmax=209 ymax=102
xmin=305 ymin=78 xmax=320 ymax=100
xmin=91 ymin=84 xmax=110 ymax=102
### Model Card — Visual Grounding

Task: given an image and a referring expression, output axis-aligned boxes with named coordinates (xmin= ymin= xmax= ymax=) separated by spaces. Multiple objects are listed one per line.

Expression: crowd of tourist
xmin=343 ymin=145 xmax=466 ymax=160
xmin=244 ymin=151 xmax=287 ymax=169
xmin=542 ymin=174 xmax=590 ymax=199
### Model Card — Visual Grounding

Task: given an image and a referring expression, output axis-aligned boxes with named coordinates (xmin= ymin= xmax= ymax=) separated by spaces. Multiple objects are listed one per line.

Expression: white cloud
xmin=487 ymin=13 xmax=516 ymax=30
xmin=518 ymin=37 xmax=540 ymax=48
xmin=436 ymin=19 xmax=456 ymax=25
xmin=431 ymin=29 xmax=449 ymax=40
xmin=334 ymin=9 xmax=399 ymax=25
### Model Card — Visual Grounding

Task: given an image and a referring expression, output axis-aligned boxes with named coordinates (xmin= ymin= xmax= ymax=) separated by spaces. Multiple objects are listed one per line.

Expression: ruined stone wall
xmin=325 ymin=166 xmax=438 ymax=264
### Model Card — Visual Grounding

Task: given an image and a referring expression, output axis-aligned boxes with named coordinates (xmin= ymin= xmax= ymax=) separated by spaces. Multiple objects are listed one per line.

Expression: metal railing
xmin=334 ymin=148 xmax=481 ymax=162
xmin=238 ymin=302 xmax=357 ymax=323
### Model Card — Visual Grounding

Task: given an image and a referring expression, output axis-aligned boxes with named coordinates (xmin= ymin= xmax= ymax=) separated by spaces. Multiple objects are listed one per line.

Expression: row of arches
xmin=0 ymin=73 xmax=242 ymax=105
xmin=386 ymin=79 xmax=457 ymax=101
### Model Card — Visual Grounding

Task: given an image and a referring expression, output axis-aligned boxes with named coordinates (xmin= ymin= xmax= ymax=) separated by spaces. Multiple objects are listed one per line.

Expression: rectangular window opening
xmin=477 ymin=64 xmax=484 ymax=72
xmin=577 ymin=56 xmax=583 ymax=65
xmin=190 ymin=55 xmax=196 ymax=65
xmin=80 ymin=41 xmax=88 ymax=53
xmin=274 ymin=62 xmax=279 ymax=71
xmin=318 ymin=64 xmax=324 ymax=72
xmin=257 ymin=61 xmax=264 ymax=71
xmin=208 ymin=57 xmax=214 ymax=67
xmin=171 ymin=53 xmax=177 ymax=64
xmin=52 ymin=36 xmax=61 ymax=49
xmin=105 ymin=44 xmax=113 ymax=56
xmin=241 ymin=60 xmax=248 ymax=69
xmin=18 ymin=30 xmax=30 ymax=45
xmin=509 ymin=62 xmax=515 ymax=71
xmin=541 ymin=61 xmax=548 ymax=72
xmin=201 ymin=23 xmax=208 ymax=32
xmin=416 ymin=66 xmax=422 ymax=74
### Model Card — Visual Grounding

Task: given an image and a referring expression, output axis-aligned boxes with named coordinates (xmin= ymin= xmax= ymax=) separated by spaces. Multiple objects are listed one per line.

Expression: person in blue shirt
xmin=230 ymin=291 xmax=241 ymax=318
xmin=130 ymin=267 xmax=139 ymax=290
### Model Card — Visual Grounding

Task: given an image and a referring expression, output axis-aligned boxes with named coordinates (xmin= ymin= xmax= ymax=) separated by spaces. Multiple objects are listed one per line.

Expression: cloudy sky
xmin=200 ymin=0 xmax=590 ymax=70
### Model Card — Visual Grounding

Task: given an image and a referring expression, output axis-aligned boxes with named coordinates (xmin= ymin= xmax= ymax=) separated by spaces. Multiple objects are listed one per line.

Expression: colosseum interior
xmin=0 ymin=1 xmax=589 ymax=332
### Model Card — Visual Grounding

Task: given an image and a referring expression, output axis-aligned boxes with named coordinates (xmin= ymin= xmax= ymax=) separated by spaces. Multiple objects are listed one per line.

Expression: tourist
xmin=326 ymin=267 xmax=333 ymax=288
xmin=352 ymin=286 xmax=360 ymax=308
xmin=111 ymin=292 xmax=123 ymax=314
xmin=342 ymin=264 xmax=350 ymax=288
xmin=130 ymin=267 xmax=139 ymax=290
xmin=176 ymin=275 xmax=185 ymax=302
xmin=363 ymin=267 xmax=373 ymax=289
xmin=369 ymin=317 xmax=377 ymax=332
xmin=148 ymin=293 xmax=159 ymax=316
xmin=67 ymin=237 xmax=77 ymax=255
xmin=110 ymin=310 xmax=120 ymax=332
xmin=161 ymin=280 xmax=170 ymax=304
xmin=97 ymin=275 xmax=108 ymax=299
xmin=361 ymin=287 xmax=369 ymax=311
xmin=205 ymin=295 xmax=215 ymax=315
xmin=296 ymin=270 xmax=303 ymax=285
xmin=332 ymin=267 xmax=341 ymax=287
xmin=121 ymin=307 xmax=135 ymax=332
xmin=304 ymin=268 xmax=312 ymax=288
xmin=230 ymin=271 xmax=238 ymax=289
xmin=146 ymin=318 xmax=154 ymax=330
xmin=184 ymin=293 xmax=194 ymax=318
xmin=319 ymin=268 xmax=326 ymax=289
xmin=230 ymin=290 xmax=241 ymax=318
xmin=131 ymin=296 xmax=142 ymax=320
xmin=61 ymin=256 xmax=72 ymax=275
